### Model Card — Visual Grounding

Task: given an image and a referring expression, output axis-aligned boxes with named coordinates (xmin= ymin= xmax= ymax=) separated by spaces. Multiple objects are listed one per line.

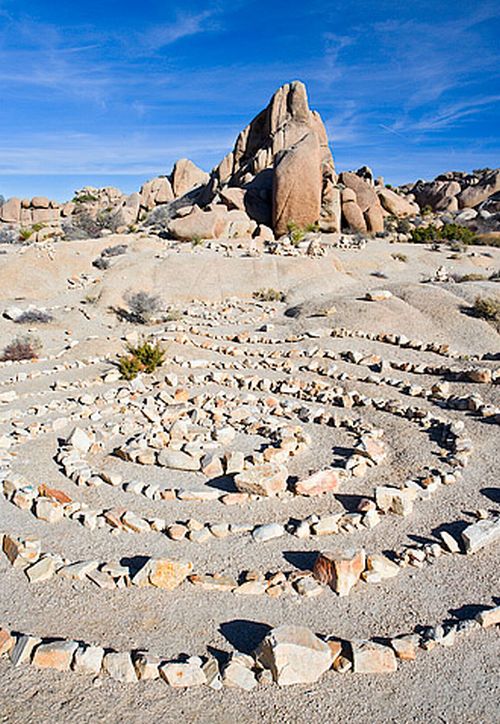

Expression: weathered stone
xmin=366 ymin=289 xmax=393 ymax=302
xmin=222 ymin=656 xmax=257 ymax=690
xmin=461 ymin=518 xmax=500 ymax=554
xmin=160 ymin=660 xmax=207 ymax=687
xmin=364 ymin=553 xmax=399 ymax=580
xmin=25 ymin=557 xmax=56 ymax=582
xmin=138 ymin=558 xmax=193 ymax=591
xmin=294 ymin=469 xmax=340 ymax=496
xmin=234 ymin=462 xmax=288 ymax=496
xmin=390 ymin=635 xmax=419 ymax=661
xmin=375 ymin=486 xmax=417 ymax=516
xmin=10 ymin=635 xmax=41 ymax=666
xmin=313 ymin=548 xmax=366 ymax=596
xmin=272 ymin=131 xmax=322 ymax=237
xmin=66 ymin=427 xmax=93 ymax=453
xmin=32 ymin=640 xmax=78 ymax=671
xmin=377 ymin=187 xmax=418 ymax=217
xmin=476 ymin=606 xmax=500 ymax=628
xmin=171 ymin=159 xmax=209 ymax=198
xmin=157 ymin=449 xmax=201 ymax=471
xmin=255 ymin=625 xmax=333 ymax=686
xmin=72 ymin=645 xmax=105 ymax=675
xmin=252 ymin=522 xmax=285 ymax=542
xmin=0 ymin=628 xmax=14 ymax=656
xmin=351 ymin=640 xmax=397 ymax=673
xmin=103 ymin=651 xmax=137 ymax=682
xmin=133 ymin=652 xmax=161 ymax=680
xmin=35 ymin=498 xmax=64 ymax=523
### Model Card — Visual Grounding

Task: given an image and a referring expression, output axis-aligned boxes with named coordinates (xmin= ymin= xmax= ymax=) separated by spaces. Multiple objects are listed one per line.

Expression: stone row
xmin=0 ymin=605 xmax=498 ymax=688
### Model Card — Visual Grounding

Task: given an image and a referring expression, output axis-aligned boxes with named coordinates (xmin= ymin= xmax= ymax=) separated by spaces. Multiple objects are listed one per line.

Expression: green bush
xmin=472 ymin=296 xmax=500 ymax=321
xmin=19 ymin=228 xmax=33 ymax=241
xmin=117 ymin=340 xmax=165 ymax=380
xmin=287 ymin=221 xmax=319 ymax=244
xmin=410 ymin=223 xmax=477 ymax=245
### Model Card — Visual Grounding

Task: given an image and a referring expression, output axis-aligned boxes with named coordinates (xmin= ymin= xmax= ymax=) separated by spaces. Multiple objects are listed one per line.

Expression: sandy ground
xmin=0 ymin=234 xmax=499 ymax=723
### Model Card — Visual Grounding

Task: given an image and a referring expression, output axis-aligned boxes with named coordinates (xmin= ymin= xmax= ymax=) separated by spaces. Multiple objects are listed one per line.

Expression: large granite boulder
xmin=457 ymin=170 xmax=500 ymax=209
xmin=377 ymin=187 xmax=419 ymax=217
xmin=170 ymin=159 xmax=209 ymax=198
xmin=272 ymin=131 xmax=322 ymax=236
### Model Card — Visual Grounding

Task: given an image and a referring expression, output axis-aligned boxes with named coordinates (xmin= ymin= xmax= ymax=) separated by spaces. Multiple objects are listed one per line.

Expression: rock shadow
xmin=219 ymin=620 xmax=271 ymax=655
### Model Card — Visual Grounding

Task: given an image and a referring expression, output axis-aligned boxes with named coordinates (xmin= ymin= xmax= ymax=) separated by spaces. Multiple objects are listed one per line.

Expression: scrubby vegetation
xmin=410 ymin=223 xmax=477 ymax=245
xmin=117 ymin=339 xmax=165 ymax=379
xmin=287 ymin=221 xmax=319 ymax=244
xmin=253 ymin=288 xmax=286 ymax=302
xmin=391 ymin=252 xmax=408 ymax=262
xmin=1 ymin=334 xmax=42 ymax=361
xmin=14 ymin=309 xmax=54 ymax=324
xmin=472 ymin=296 xmax=500 ymax=322
xmin=124 ymin=290 xmax=163 ymax=323
xmin=92 ymin=256 xmax=110 ymax=270
xmin=102 ymin=244 xmax=128 ymax=257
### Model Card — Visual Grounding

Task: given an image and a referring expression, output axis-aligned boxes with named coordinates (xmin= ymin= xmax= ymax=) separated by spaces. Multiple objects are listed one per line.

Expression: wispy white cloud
xmin=138 ymin=10 xmax=219 ymax=51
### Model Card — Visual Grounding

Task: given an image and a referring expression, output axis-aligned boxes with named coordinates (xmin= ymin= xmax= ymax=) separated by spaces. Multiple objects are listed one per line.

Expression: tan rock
xmin=342 ymin=200 xmax=367 ymax=233
xmin=364 ymin=203 xmax=384 ymax=233
xmin=377 ymin=187 xmax=418 ymax=217
xmin=476 ymin=606 xmax=500 ymax=628
xmin=171 ymin=158 xmax=209 ymax=198
xmin=0 ymin=197 xmax=21 ymax=223
xmin=255 ymin=625 xmax=333 ymax=686
xmin=234 ymin=462 xmax=288 ymax=496
xmin=103 ymin=651 xmax=137 ymax=682
xmin=390 ymin=635 xmax=419 ymax=661
xmin=147 ymin=558 xmax=193 ymax=590
xmin=31 ymin=196 xmax=50 ymax=209
xmin=294 ymin=469 xmax=340 ymax=496
xmin=72 ymin=645 xmax=105 ymax=675
xmin=0 ymin=628 xmax=14 ymax=656
xmin=461 ymin=517 xmax=500 ymax=553
xmin=351 ymin=640 xmax=397 ymax=673
xmin=160 ymin=660 xmax=207 ymax=687
xmin=32 ymin=640 xmax=78 ymax=671
xmin=272 ymin=131 xmax=322 ymax=237
xmin=313 ymin=548 xmax=366 ymax=596
xmin=167 ymin=207 xmax=228 ymax=241
xmin=375 ymin=486 xmax=417 ymax=516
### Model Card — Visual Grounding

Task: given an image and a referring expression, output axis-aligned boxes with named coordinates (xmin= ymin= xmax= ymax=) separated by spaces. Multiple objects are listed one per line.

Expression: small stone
xmin=222 ymin=657 xmax=257 ymax=690
xmin=351 ymin=640 xmax=397 ymax=673
xmin=67 ymin=427 xmax=93 ymax=453
xmin=313 ymin=548 xmax=366 ymax=596
xmin=10 ymin=635 xmax=41 ymax=666
xmin=234 ymin=462 xmax=288 ymax=497
xmin=365 ymin=289 xmax=393 ymax=301
xmin=160 ymin=660 xmax=207 ymax=687
xmin=133 ymin=652 xmax=160 ymax=680
xmin=375 ymin=486 xmax=417 ymax=517
xmin=255 ymin=625 xmax=333 ymax=686
xmin=252 ymin=523 xmax=285 ymax=542
xmin=32 ymin=640 xmax=78 ymax=671
xmin=294 ymin=469 xmax=340 ymax=496
xmin=188 ymin=573 xmax=237 ymax=591
xmin=364 ymin=553 xmax=399 ymax=580
xmin=35 ymin=498 xmax=64 ymax=523
xmin=200 ymin=452 xmax=224 ymax=478
xmin=103 ymin=651 xmax=137 ymax=682
xmin=141 ymin=558 xmax=193 ymax=591
xmin=0 ymin=628 xmax=14 ymax=656
xmin=390 ymin=635 xmax=419 ymax=661
xmin=476 ymin=606 xmax=500 ymax=628
xmin=461 ymin=518 xmax=500 ymax=553
xmin=157 ymin=449 xmax=201 ymax=471
xmin=25 ymin=557 xmax=56 ymax=582
xmin=439 ymin=530 xmax=461 ymax=554
xmin=235 ymin=580 xmax=268 ymax=595
xmin=73 ymin=645 xmax=105 ymax=675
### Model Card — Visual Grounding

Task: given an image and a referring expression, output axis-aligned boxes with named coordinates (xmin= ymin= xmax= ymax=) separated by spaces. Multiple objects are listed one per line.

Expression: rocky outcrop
xmin=170 ymin=159 xmax=209 ymax=198
xmin=400 ymin=169 xmax=500 ymax=214
xmin=166 ymin=206 xmax=256 ymax=241
xmin=0 ymin=196 xmax=62 ymax=226
xmin=206 ymin=81 xmax=340 ymax=235
xmin=339 ymin=171 xmax=384 ymax=233
xmin=377 ymin=187 xmax=419 ymax=217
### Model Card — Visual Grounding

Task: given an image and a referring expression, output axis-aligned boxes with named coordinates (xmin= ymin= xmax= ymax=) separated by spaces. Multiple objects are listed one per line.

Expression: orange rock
xmin=32 ymin=640 xmax=78 ymax=671
xmin=0 ymin=628 xmax=14 ymax=655
xmin=313 ymin=548 xmax=366 ymax=596
xmin=295 ymin=469 xmax=340 ymax=496
xmin=39 ymin=485 xmax=72 ymax=504
xmin=148 ymin=559 xmax=193 ymax=590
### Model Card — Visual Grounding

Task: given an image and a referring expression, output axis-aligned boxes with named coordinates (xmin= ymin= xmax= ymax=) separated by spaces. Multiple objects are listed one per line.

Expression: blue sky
xmin=0 ymin=0 xmax=499 ymax=201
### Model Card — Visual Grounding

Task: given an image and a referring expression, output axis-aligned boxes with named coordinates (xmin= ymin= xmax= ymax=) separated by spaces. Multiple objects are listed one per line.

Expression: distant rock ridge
xmin=1 ymin=82 xmax=499 ymax=242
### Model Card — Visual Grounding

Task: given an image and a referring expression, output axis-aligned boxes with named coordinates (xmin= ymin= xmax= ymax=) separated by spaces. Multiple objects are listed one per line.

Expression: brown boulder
xmin=457 ymin=170 xmax=500 ymax=208
xmin=0 ymin=197 xmax=21 ymax=223
xmin=364 ymin=204 xmax=384 ymax=233
xmin=31 ymin=196 xmax=50 ymax=209
xmin=140 ymin=177 xmax=174 ymax=210
xmin=342 ymin=200 xmax=367 ymax=233
xmin=167 ymin=207 xmax=228 ymax=240
xmin=377 ymin=188 xmax=418 ymax=217
xmin=170 ymin=159 xmax=209 ymax=198
xmin=272 ymin=131 xmax=322 ymax=237
xmin=340 ymin=172 xmax=379 ymax=213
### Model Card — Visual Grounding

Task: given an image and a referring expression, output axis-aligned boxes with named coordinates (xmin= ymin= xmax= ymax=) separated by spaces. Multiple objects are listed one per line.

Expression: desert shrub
xmin=164 ymin=308 xmax=183 ymax=322
xmin=474 ymin=234 xmax=500 ymax=248
xmin=489 ymin=270 xmax=500 ymax=281
xmin=117 ymin=340 xmax=165 ymax=379
xmin=92 ymin=256 xmax=110 ymax=270
xmin=421 ymin=205 xmax=433 ymax=216
xmin=191 ymin=235 xmax=204 ymax=247
xmin=102 ymin=244 xmax=128 ymax=257
xmin=410 ymin=223 xmax=477 ymax=245
xmin=452 ymin=273 xmax=487 ymax=283
xmin=1 ymin=334 xmax=42 ymax=361
xmin=124 ymin=290 xmax=162 ymax=323
xmin=31 ymin=223 xmax=45 ymax=233
xmin=253 ymin=288 xmax=286 ymax=302
xmin=15 ymin=309 xmax=54 ymax=324
xmin=18 ymin=228 xmax=33 ymax=241
xmin=391 ymin=252 xmax=408 ymax=262
xmin=472 ymin=296 xmax=500 ymax=321
xmin=72 ymin=192 xmax=98 ymax=203
xmin=286 ymin=221 xmax=319 ymax=244
xmin=396 ymin=218 xmax=412 ymax=235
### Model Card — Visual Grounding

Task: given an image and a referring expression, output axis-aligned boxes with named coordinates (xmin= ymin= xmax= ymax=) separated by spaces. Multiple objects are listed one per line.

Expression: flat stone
xmin=390 ymin=635 xmax=419 ymax=661
xmin=160 ymin=661 xmax=207 ymax=687
xmin=66 ymin=427 xmax=93 ymax=453
xmin=295 ymin=469 xmax=340 ymax=496
xmin=439 ymin=530 xmax=461 ymax=554
xmin=157 ymin=449 xmax=201 ymax=471
xmin=26 ymin=557 xmax=56 ymax=582
xmin=375 ymin=486 xmax=417 ymax=517
xmin=133 ymin=652 xmax=161 ymax=680
xmin=103 ymin=651 xmax=137 ymax=682
xmin=222 ymin=658 xmax=257 ymax=690
xmin=35 ymin=498 xmax=64 ymax=523
xmin=72 ymin=645 xmax=105 ymax=675
xmin=365 ymin=289 xmax=393 ymax=301
xmin=255 ymin=625 xmax=333 ymax=686
xmin=32 ymin=640 xmax=78 ymax=671
xmin=10 ymin=635 xmax=41 ymax=666
xmin=351 ymin=640 xmax=398 ymax=673
xmin=234 ymin=462 xmax=288 ymax=497
xmin=188 ymin=573 xmax=237 ymax=591
xmin=461 ymin=518 xmax=500 ymax=553
xmin=313 ymin=548 xmax=366 ymax=596
xmin=476 ymin=606 xmax=500 ymax=628
xmin=365 ymin=553 xmax=399 ymax=580
xmin=138 ymin=558 xmax=193 ymax=591
xmin=252 ymin=523 xmax=285 ymax=542
xmin=58 ymin=560 xmax=99 ymax=580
